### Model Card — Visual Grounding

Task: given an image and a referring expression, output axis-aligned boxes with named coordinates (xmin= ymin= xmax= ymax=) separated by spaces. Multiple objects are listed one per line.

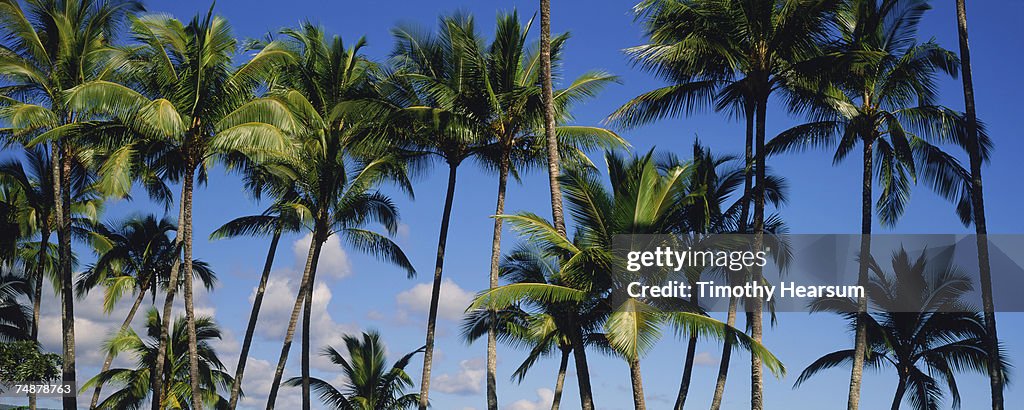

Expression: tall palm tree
xmin=211 ymin=199 xmax=300 ymax=410
xmin=284 ymin=331 xmax=423 ymax=410
xmin=386 ymin=15 xmax=494 ymax=410
xmin=472 ymin=151 xmax=786 ymax=410
xmin=612 ymin=2 xmax=835 ymax=407
xmin=81 ymin=308 xmax=234 ymax=409
xmin=769 ymin=2 xmax=976 ymax=407
xmin=409 ymin=11 xmax=623 ymax=409
xmin=953 ymin=1 xmax=1003 ymax=408
xmin=0 ymin=3 xmax=143 ymax=407
xmin=76 ymin=214 xmax=217 ymax=409
xmin=229 ymin=24 xmax=416 ymax=410
xmin=64 ymin=9 xmax=290 ymax=408
xmin=795 ymin=248 xmax=1009 ymax=410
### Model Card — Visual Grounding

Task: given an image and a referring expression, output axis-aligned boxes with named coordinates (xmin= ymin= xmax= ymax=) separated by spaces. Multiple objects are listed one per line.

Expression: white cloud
xmin=693 ymin=351 xmax=717 ymax=367
xmin=396 ymin=278 xmax=474 ymax=322
xmin=293 ymin=233 xmax=351 ymax=280
xmin=432 ymin=357 xmax=485 ymax=395
xmin=504 ymin=388 xmax=555 ymax=410
xmin=236 ymin=357 xmax=304 ymax=410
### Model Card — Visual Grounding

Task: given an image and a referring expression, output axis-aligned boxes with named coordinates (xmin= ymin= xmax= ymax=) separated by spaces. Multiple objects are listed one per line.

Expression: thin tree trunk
xmin=55 ymin=143 xmax=76 ymax=410
xmin=628 ymin=356 xmax=646 ymax=410
xmin=569 ymin=326 xmax=595 ymax=410
xmin=29 ymin=223 xmax=49 ymax=410
xmin=673 ymin=289 xmax=700 ymax=410
xmin=419 ymin=164 xmax=459 ymax=410
xmin=890 ymin=372 xmax=907 ymax=410
xmin=181 ymin=173 xmax=203 ymax=410
xmin=848 ymin=137 xmax=874 ymax=410
xmin=550 ymin=347 xmax=570 ymax=410
xmin=266 ymin=230 xmax=322 ymax=410
xmin=153 ymin=173 xmax=190 ymax=410
xmin=302 ymin=224 xmax=327 ymax=410
xmin=539 ymin=0 xmax=565 ymax=237
xmin=228 ymin=231 xmax=281 ymax=410
xmin=750 ymin=94 xmax=768 ymax=410
xmin=89 ymin=276 xmax=151 ymax=409
xmin=955 ymin=2 xmax=1003 ymax=409
xmin=486 ymin=153 xmax=510 ymax=410
xmin=711 ymin=104 xmax=754 ymax=410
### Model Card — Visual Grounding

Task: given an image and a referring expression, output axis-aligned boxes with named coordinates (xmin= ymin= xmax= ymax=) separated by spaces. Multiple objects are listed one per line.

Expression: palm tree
xmin=462 ymin=244 xmax=602 ymax=410
xmin=229 ymin=24 xmax=416 ymax=410
xmin=0 ymin=3 xmax=143 ymax=407
xmin=768 ymin=2 xmax=976 ymax=407
xmin=211 ymin=199 xmax=300 ymax=410
xmin=953 ymin=1 xmax=1003 ymax=407
xmin=612 ymin=2 xmax=835 ymax=407
xmin=76 ymin=214 xmax=217 ymax=408
xmin=82 ymin=308 xmax=234 ymax=409
xmin=472 ymin=151 xmax=786 ymax=410
xmin=386 ymin=15 xmax=495 ymax=410
xmin=284 ymin=331 xmax=423 ymax=410
xmin=406 ymin=11 xmax=623 ymax=409
xmin=64 ymin=10 xmax=290 ymax=408
xmin=795 ymin=247 xmax=1009 ymax=410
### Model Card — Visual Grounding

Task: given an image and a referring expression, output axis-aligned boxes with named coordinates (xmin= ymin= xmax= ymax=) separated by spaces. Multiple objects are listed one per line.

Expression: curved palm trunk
xmin=266 ymin=229 xmax=322 ymax=409
xmin=89 ymin=276 xmax=152 ymax=409
xmin=486 ymin=154 xmax=510 ymax=410
xmin=152 ymin=172 xmax=190 ymax=410
xmin=228 ymin=231 xmax=282 ymax=409
xmin=890 ymin=375 xmax=907 ymax=410
xmin=711 ymin=106 xmax=754 ymax=410
xmin=419 ymin=164 xmax=459 ymax=410
xmin=302 ymin=224 xmax=327 ymax=410
xmin=750 ymin=95 xmax=768 ymax=410
xmin=30 ymin=224 xmax=49 ymax=410
xmin=180 ymin=173 xmax=203 ymax=410
xmin=54 ymin=143 xmax=76 ymax=410
xmin=628 ymin=356 xmax=646 ymax=410
xmin=848 ymin=138 xmax=874 ymax=410
xmin=955 ymin=3 xmax=1003 ymax=409
xmin=539 ymin=0 xmax=566 ymax=237
xmin=568 ymin=326 xmax=595 ymax=410
xmin=673 ymin=290 xmax=700 ymax=409
xmin=550 ymin=346 xmax=570 ymax=410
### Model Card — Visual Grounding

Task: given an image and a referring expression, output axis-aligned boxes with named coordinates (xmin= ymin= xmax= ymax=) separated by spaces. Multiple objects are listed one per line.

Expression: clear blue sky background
xmin=10 ymin=1 xmax=1024 ymax=409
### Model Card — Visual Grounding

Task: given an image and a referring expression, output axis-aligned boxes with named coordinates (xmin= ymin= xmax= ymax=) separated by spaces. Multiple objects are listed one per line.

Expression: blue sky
xmin=12 ymin=0 xmax=1024 ymax=409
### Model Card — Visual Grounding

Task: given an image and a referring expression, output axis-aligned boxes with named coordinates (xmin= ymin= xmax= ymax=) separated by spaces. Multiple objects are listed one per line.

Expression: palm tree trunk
xmin=750 ymin=93 xmax=768 ymax=410
xmin=266 ymin=229 xmax=322 ymax=410
xmin=955 ymin=2 xmax=1003 ymax=409
xmin=569 ymin=326 xmax=595 ymax=410
xmin=550 ymin=346 xmax=570 ymax=410
xmin=419 ymin=164 xmax=459 ymax=410
xmin=229 ymin=231 xmax=282 ymax=410
xmin=539 ymin=0 xmax=566 ymax=237
xmin=890 ymin=376 xmax=907 ymax=410
xmin=29 ymin=223 xmax=49 ymax=410
xmin=89 ymin=276 xmax=151 ymax=409
xmin=153 ymin=173 xmax=190 ymax=410
xmin=55 ymin=143 xmax=76 ymax=410
xmin=628 ymin=356 xmax=646 ymax=410
xmin=674 ymin=289 xmax=700 ymax=409
xmin=711 ymin=105 xmax=754 ymax=410
xmin=302 ymin=225 xmax=327 ymax=410
xmin=848 ymin=138 xmax=874 ymax=410
xmin=180 ymin=172 xmax=203 ymax=410
xmin=486 ymin=153 xmax=510 ymax=410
